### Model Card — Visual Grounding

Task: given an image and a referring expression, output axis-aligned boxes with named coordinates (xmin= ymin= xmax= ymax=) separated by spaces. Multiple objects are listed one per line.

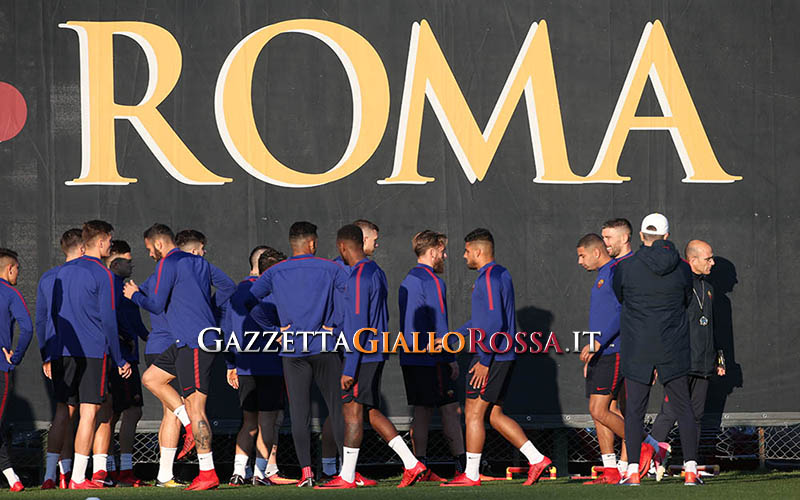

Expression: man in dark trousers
xmin=246 ymin=221 xmax=348 ymax=488
xmin=650 ymin=240 xmax=725 ymax=481
xmin=612 ymin=213 xmax=700 ymax=486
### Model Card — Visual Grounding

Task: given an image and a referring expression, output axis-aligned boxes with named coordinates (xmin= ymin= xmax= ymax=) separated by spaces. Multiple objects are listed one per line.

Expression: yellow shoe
xmin=155 ymin=478 xmax=186 ymax=488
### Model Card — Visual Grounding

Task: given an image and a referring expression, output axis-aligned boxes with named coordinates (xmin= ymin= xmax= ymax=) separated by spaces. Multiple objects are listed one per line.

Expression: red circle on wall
xmin=0 ymin=82 xmax=27 ymax=142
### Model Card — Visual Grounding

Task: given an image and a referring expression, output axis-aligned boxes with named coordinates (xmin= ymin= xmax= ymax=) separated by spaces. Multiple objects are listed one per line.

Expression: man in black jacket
xmin=612 ymin=214 xmax=699 ymax=486
xmin=650 ymin=240 xmax=726 ymax=479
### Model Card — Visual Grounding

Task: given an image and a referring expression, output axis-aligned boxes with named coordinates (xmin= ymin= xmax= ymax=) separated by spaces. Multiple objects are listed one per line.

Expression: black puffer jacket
xmin=612 ymin=240 xmax=692 ymax=385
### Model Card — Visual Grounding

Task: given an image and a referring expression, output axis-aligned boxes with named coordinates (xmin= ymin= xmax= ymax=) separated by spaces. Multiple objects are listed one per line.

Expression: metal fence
xmin=7 ymin=416 xmax=799 ymax=479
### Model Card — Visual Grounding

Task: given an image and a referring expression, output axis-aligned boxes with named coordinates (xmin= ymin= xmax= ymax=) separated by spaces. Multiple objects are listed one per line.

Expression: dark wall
xmin=1 ymin=0 xmax=797 ymax=425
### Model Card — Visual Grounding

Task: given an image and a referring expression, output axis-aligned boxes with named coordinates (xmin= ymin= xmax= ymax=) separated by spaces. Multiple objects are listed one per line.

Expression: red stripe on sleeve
xmin=82 ymin=257 xmax=116 ymax=310
xmin=354 ymin=263 xmax=365 ymax=315
xmin=420 ymin=267 xmax=445 ymax=313
xmin=1 ymin=282 xmax=30 ymax=316
xmin=485 ymin=265 xmax=496 ymax=310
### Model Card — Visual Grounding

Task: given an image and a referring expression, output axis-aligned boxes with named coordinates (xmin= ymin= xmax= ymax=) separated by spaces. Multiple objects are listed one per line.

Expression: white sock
xmin=120 ymin=453 xmax=133 ymax=471
xmin=340 ymin=447 xmax=359 ymax=483
xmin=684 ymin=460 xmax=697 ymax=474
xmin=233 ymin=454 xmax=248 ymax=477
xmin=198 ymin=452 xmax=214 ymax=472
xmin=44 ymin=452 xmax=59 ymax=481
xmin=72 ymin=453 xmax=89 ymax=483
xmin=92 ymin=454 xmax=107 ymax=475
xmin=617 ymin=460 xmax=627 ymax=474
xmin=59 ymin=458 xmax=72 ymax=475
xmin=157 ymin=447 xmax=177 ymax=483
xmin=465 ymin=452 xmax=481 ymax=481
xmin=519 ymin=440 xmax=545 ymax=464
xmin=254 ymin=457 xmax=268 ymax=479
xmin=2 ymin=468 xmax=19 ymax=486
xmin=173 ymin=405 xmax=191 ymax=427
xmin=265 ymin=463 xmax=279 ymax=477
xmin=602 ymin=453 xmax=617 ymax=469
xmin=627 ymin=463 xmax=639 ymax=476
xmin=106 ymin=454 xmax=116 ymax=472
xmin=322 ymin=456 xmax=338 ymax=476
xmin=644 ymin=434 xmax=659 ymax=448
xmin=388 ymin=435 xmax=419 ymax=470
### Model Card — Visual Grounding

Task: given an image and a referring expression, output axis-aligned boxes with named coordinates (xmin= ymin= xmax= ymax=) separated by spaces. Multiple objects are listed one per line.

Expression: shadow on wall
xmin=504 ymin=306 xmax=563 ymax=422
xmin=705 ymin=256 xmax=743 ymax=427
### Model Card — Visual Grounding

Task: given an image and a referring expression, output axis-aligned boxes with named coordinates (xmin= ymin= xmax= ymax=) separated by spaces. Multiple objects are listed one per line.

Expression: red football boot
xmin=397 ymin=461 xmax=426 ymax=488
xmin=618 ymin=471 xmax=640 ymax=486
xmin=185 ymin=470 xmax=219 ymax=491
xmin=40 ymin=479 xmax=56 ymax=490
xmin=117 ymin=469 xmax=148 ymax=487
xmin=177 ymin=423 xmax=195 ymax=460
xmin=419 ymin=469 xmax=445 ymax=482
xmin=314 ymin=475 xmax=356 ymax=489
xmin=684 ymin=470 xmax=701 ymax=486
xmin=91 ymin=470 xmax=114 ymax=488
xmin=69 ymin=479 xmax=103 ymax=489
xmin=9 ymin=481 xmax=23 ymax=492
xmin=354 ymin=472 xmax=377 ymax=486
xmin=639 ymin=443 xmax=655 ymax=477
xmin=584 ymin=467 xmax=621 ymax=484
xmin=523 ymin=456 xmax=552 ymax=485
xmin=59 ymin=472 xmax=70 ymax=489
xmin=441 ymin=472 xmax=480 ymax=487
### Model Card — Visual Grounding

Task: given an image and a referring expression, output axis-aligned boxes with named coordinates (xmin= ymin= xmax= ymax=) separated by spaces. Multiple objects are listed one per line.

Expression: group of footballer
xmin=0 ymin=213 xmax=721 ymax=491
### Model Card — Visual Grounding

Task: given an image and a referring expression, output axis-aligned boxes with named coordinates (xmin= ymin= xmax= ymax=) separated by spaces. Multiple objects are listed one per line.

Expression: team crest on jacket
xmin=597 ymin=279 xmax=604 ymax=288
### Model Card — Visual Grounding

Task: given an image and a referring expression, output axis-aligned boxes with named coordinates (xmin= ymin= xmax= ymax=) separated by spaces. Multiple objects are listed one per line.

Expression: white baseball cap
xmin=641 ymin=213 xmax=669 ymax=235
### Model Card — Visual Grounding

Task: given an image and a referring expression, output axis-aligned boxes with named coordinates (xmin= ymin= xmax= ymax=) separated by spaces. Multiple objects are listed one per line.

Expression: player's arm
xmin=130 ymin=260 xmax=176 ymax=314
xmin=8 ymin=291 xmax=34 ymax=366
xmin=99 ymin=275 xmax=127 ymax=370
xmin=430 ymin=279 xmax=454 ymax=362
xmin=120 ymin=299 xmax=150 ymax=342
xmin=245 ymin=269 xmax=273 ymax=310
xmin=342 ymin=274 xmax=370 ymax=378
xmin=35 ymin=279 xmax=53 ymax=363
xmin=473 ymin=272 xmax=505 ymax=367
xmin=209 ymin=263 xmax=236 ymax=309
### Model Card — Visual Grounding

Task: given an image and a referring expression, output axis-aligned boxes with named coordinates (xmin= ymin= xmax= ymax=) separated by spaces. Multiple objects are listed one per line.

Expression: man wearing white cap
xmin=611 ymin=213 xmax=700 ymax=486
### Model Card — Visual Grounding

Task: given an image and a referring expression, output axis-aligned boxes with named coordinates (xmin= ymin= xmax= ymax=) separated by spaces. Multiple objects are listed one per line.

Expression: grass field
xmin=7 ymin=470 xmax=800 ymax=499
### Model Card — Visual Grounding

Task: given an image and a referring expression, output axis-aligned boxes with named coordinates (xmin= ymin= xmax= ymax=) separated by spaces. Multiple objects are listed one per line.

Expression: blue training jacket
xmin=458 ymin=262 xmax=516 ymax=366
xmin=341 ymin=258 xmax=389 ymax=377
xmin=53 ymin=256 xmax=125 ymax=367
xmin=589 ymin=259 xmax=621 ymax=356
xmin=224 ymin=277 xmax=282 ymax=376
xmin=139 ymin=273 xmax=175 ymax=356
xmin=35 ymin=266 xmax=60 ymax=363
xmin=248 ymin=254 xmax=348 ymax=358
xmin=398 ymin=264 xmax=454 ymax=366
xmin=132 ymin=249 xmax=222 ymax=349
xmin=0 ymin=277 xmax=33 ymax=372
xmin=113 ymin=275 xmax=149 ymax=363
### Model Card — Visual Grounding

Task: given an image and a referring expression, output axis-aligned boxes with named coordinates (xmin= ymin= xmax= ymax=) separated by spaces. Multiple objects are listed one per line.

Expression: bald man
xmin=649 ymin=240 xmax=725 ymax=481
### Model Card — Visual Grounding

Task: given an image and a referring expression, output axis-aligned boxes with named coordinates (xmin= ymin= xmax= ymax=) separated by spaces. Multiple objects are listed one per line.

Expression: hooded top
xmin=612 ymin=240 xmax=692 ymax=385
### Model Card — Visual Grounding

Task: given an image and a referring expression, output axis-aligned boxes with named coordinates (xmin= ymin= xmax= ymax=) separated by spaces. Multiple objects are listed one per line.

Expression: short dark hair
xmin=175 ymin=229 xmax=207 ymax=248
xmin=353 ymin=219 xmax=379 ymax=233
xmin=337 ymin=224 xmax=364 ymax=247
xmin=143 ymin=223 xmax=175 ymax=242
xmin=412 ymin=230 xmax=447 ymax=257
xmin=60 ymin=228 xmax=83 ymax=254
xmin=577 ymin=233 xmax=605 ymax=250
xmin=109 ymin=239 xmax=131 ymax=256
xmin=602 ymin=218 xmax=632 ymax=236
xmin=249 ymin=245 xmax=269 ymax=269
xmin=0 ymin=248 xmax=19 ymax=266
xmin=82 ymin=220 xmax=114 ymax=244
xmin=464 ymin=228 xmax=494 ymax=247
xmin=289 ymin=221 xmax=317 ymax=242
xmin=258 ymin=247 xmax=287 ymax=274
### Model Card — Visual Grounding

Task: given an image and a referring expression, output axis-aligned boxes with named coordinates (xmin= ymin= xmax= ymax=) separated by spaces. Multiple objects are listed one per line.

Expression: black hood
xmin=636 ymin=240 xmax=680 ymax=276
